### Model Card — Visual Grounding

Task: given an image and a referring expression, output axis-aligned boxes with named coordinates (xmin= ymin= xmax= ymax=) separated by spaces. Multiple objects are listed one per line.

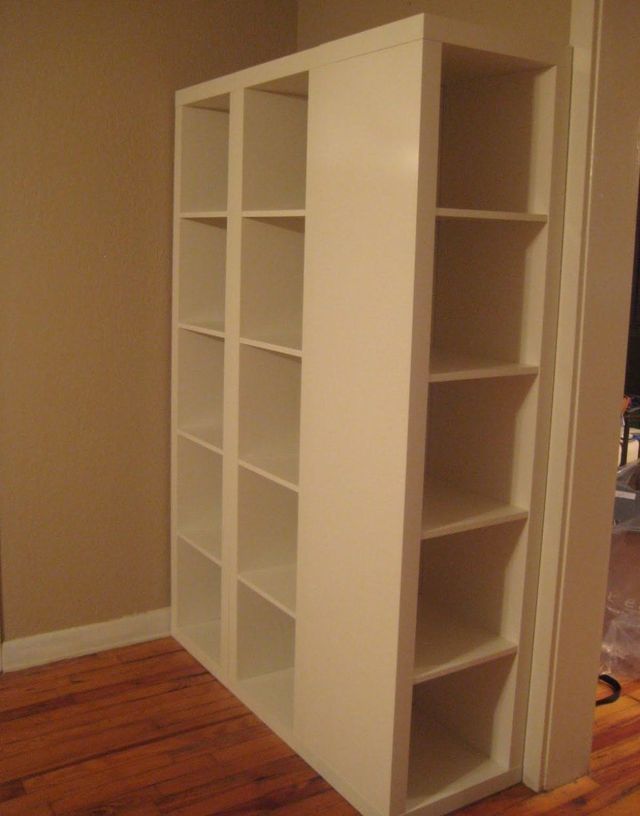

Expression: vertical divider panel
xmin=223 ymin=89 xmax=245 ymax=683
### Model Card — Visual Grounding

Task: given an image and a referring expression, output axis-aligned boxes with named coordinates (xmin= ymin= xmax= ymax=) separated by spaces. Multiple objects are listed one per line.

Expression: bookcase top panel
xmin=176 ymin=13 xmax=568 ymax=106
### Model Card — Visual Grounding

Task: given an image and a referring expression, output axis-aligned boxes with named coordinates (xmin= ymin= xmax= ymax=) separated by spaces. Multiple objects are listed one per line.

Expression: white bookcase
xmin=171 ymin=14 xmax=570 ymax=816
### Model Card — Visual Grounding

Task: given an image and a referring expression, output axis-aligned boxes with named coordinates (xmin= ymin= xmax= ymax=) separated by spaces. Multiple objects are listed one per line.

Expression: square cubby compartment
xmin=430 ymin=218 xmax=547 ymax=373
xmin=243 ymin=75 xmax=308 ymax=211
xmin=178 ymin=217 xmax=226 ymax=333
xmin=239 ymin=345 xmax=301 ymax=486
xmin=241 ymin=216 xmax=304 ymax=351
xmin=424 ymin=376 xmax=537 ymax=524
xmin=180 ymin=98 xmax=230 ymax=213
xmin=408 ymin=657 xmax=516 ymax=810
xmin=237 ymin=582 xmax=295 ymax=728
xmin=177 ymin=330 xmax=224 ymax=449
xmin=238 ymin=467 xmax=298 ymax=618
xmin=176 ymin=436 xmax=222 ymax=562
xmin=176 ymin=538 xmax=222 ymax=665
xmin=438 ymin=49 xmax=554 ymax=213
xmin=414 ymin=522 xmax=526 ymax=685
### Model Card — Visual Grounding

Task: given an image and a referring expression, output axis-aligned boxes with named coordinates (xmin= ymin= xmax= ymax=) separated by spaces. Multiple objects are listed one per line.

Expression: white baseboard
xmin=2 ymin=607 xmax=171 ymax=672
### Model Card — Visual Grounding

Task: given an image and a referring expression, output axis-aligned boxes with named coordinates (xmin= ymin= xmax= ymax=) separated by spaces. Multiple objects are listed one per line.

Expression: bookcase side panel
xmin=295 ymin=39 xmax=435 ymax=816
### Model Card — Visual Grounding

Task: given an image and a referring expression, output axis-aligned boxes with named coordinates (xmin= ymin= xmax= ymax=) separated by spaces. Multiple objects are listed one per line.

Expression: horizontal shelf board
xmin=238 ymin=458 xmax=299 ymax=493
xmin=407 ymin=717 xmax=509 ymax=810
xmin=413 ymin=610 xmax=517 ymax=684
xmin=435 ymin=207 xmax=547 ymax=223
xmin=177 ymin=531 xmax=222 ymax=566
xmin=178 ymin=320 xmax=225 ymax=339
xmin=179 ymin=211 xmax=227 ymax=221
xmin=177 ymin=425 xmax=223 ymax=454
xmin=175 ymin=620 xmax=222 ymax=668
xmin=238 ymin=667 xmax=294 ymax=731
xmin=242 ymin=209 xmax=305 ymax=219
xmin=240 ymin=337 xmax=302 ymax=359
xmin=429 ymin=349 xmax=538 ymax=383
xmin=422 ymin=480 xmax=528 ymax=540
xmin=238 ymin=564 xmax=297 ymax=618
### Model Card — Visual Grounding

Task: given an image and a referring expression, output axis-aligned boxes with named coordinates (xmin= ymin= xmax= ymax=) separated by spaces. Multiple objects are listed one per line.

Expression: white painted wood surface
xmin=295 ymin=37 xmax=435 ymax=815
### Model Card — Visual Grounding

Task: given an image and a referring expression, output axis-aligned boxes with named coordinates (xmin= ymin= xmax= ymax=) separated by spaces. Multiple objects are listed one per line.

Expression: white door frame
xmin=525 ymin=0 xmax=640 ymax=790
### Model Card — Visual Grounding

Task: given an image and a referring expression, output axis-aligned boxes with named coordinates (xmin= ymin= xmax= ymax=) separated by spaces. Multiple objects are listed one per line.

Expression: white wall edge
xmin=2 ymin=607 xmax=171 ymax=672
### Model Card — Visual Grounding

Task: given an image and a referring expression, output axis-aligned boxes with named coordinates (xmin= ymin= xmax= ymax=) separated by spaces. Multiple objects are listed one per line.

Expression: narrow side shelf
xmin=179 ymin=321 xmax=225 ymax=339
xmin=413 ymin=608 xmax=517 ymax=684
xmin=238 ymin=565 xmax=297 ymax=618
xmin=240 ymin=337 xmax=302 ymax=359
xmin=238 ymin=459 xmax=298 ymax=493
xmin=435 ymin=207 xmax=547 ymax=223
xmin=178 ymin=532 xmax=221 ymax=566
xmin=429 ymin=348 xmax=538 ymax=382
xmin=243 ymin=209 xmax=305 ymax=218
xmin=180 ymin=211 xmax=228 ymax=221
xmin=177 ymin=426 xmax=223 ymax=454
xmin=422 ymin=479 xmax=528 ymax=539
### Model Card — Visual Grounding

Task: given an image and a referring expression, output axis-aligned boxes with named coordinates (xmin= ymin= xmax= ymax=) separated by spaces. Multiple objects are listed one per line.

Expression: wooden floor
xmin=0 ymin=639 xmax=638 ymax=816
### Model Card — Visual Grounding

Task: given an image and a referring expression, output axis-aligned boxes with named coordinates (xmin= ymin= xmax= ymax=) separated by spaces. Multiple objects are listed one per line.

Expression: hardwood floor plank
xmin=271 ymin=788 xmax=359 ymax=816
xmin=0 ymin=783 xmax=25 ymax=806
xmin=43 ymin=729 xmax=292 ymax=813
xmin=154 ymin=734 xmax=295 ymax=799
xmin=595 ymin=786 xmax=640 ymax=815
xmin=0 ymin=793 xmax=53 ymax=815
xmin=154 ymin=753 xmax=311 ymax=810
xmin=59 ymin=790 xmax=162 ymax=816
xmin=0 ymin=700 xmax=248 ymax=786
xmin=156 ymin=761 xmax=327 ymax=816
xmin=0 ymin=650 xmax=205 ymax=716
xmin=24 ymin=714 xmax=265 ymax=796
xmin=2 ymin=676 xmax=232 ymax=749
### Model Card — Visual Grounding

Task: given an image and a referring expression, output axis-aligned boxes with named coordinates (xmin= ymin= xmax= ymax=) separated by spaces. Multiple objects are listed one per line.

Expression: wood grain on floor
xmin=0 ymin=639 xmax=636 ymax=815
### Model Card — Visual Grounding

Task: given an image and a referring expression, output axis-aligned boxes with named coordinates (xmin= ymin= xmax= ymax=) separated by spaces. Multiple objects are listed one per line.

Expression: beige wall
xmin=0 ymin=0 xmax=297 ymax=640
xmin=297 ymin=0 xmax=571 ymax=48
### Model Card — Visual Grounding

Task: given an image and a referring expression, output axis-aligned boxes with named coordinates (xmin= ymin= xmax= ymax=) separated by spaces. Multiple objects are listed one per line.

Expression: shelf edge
xmin=435 ymin=207 xmax=547 ymax=222
xmin=178 ymin=322 xmax=226 ymax=339
xmin=176 ymin=428 xmax=224 ymax=456
xmin=240 ymin=337 xmax=302 ymax=359
xmin=237 ymin=570 xmax=297 ymax=619
xmin=422 ymin=506 xmax=528 ymax=540
xmin=429 ymin=363 xmax=539 ymax=383
xmin=177 ymin=533 xmax=222 ymax=567
xmin=238 ymin=459 xmax=299 ymax=493
xmin=413 ymin=640 xmax=517 ymax=685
